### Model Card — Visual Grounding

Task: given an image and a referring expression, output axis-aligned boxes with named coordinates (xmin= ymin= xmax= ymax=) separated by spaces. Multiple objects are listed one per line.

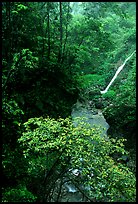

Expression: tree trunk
xmin=47 ymin=2 xmax=50 ymax=60
xmin=58 ymin=2 xmax=63 ymax=63
xmin=62 ymin=2 xmax=70 ymax=63
xmin=6 ymin=2 xmax=11 ymax=61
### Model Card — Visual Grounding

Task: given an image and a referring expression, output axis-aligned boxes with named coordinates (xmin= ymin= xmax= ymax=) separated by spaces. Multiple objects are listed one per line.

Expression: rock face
xmin=71 ymin=101 xmax=109 ymax=137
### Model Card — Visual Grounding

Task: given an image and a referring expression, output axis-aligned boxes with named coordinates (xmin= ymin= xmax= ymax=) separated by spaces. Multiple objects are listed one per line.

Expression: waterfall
xmin=100 ymin=50 xmax=136 ymax=94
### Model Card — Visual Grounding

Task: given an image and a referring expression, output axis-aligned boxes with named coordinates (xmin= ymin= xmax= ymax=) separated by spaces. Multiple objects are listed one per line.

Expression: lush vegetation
xmin=2 ymin=2 xmax=136 ymax=202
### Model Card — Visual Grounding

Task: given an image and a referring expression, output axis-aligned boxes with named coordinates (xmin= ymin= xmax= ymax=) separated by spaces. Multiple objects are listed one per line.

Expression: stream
xmin=71 ymin=100 xmax=109 ymax=137
xmin=56 ymin=100 xmax=110 ymax=202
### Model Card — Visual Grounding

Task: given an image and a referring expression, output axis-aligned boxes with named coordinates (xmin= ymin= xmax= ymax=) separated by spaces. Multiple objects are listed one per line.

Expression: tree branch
xmin=2 ymin=52 xmax=26 ymax=90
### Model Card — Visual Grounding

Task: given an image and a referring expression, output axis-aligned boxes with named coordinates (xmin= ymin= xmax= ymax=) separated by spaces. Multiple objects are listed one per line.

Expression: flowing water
xmin=56 ymin=101 xmax=110 ymax=202
xmin=71 ymin=100 xmax=109 ymax=137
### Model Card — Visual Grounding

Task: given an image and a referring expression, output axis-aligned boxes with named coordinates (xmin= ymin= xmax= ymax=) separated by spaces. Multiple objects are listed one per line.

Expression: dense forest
xmin=2 ymin=2 xmax=136 ymax=202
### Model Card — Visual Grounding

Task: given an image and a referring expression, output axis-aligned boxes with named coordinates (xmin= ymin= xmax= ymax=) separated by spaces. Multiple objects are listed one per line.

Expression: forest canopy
xmin=2 ymin=2 xmax=136 ymax=202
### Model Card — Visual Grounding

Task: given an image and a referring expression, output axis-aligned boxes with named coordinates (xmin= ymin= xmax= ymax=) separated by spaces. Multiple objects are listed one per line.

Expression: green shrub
xmin=102 ymin=90 xmax=116 ymax=99
xmin=78 ymin=74 xmax=105 ymax=89
xmin=18 ymin=117 xmax=136 ymax=202
xmin=2 ymin=185 xmax=37 ymax=202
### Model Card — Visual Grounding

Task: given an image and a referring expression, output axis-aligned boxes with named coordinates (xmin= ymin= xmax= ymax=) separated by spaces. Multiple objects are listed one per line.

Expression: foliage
xmin=78 ymin=74 xmax=105 ymax=89
xmin=76 ymin=74 xmax=108 ymax=108
xmin=2 ymin=49 xmax=39 ymax=100
xmin=18 ymin=117 xmax=136 ymax=202
xmin=2 ymin=185 xmax=37 ymax=202
xmin=102 ymin=90 xmax=116 ymax=99
xmin=2 ymin=97 xmax=27 ymax=193
xmin=2 ymin=2 xmax=136 ymax=202
xmin=2 ymin=2 xmax=80 ymax=118
xmin=2 ymin=97 xmax=24 ymax=146
xmin=103 ymin=58 xmax=136 ymax=130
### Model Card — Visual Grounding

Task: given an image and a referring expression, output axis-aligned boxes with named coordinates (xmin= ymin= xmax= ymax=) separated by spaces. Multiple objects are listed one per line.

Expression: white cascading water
xmin=100 ymin=50 xmax=136 ymax=94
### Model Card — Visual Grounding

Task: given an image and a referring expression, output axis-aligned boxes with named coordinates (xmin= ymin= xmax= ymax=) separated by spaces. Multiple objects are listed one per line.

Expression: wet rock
xmin=64 ymin=182 xmax=78 ymax=193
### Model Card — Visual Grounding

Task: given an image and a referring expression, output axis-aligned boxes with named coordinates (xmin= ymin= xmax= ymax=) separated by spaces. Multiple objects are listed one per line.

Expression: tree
xmin=47 ymin=2 xmax=50 ymax=60
xmin=58 ymin=2 xmax=62 ymax=62
xmin=17 ymin=117 xmax=136 ymax=202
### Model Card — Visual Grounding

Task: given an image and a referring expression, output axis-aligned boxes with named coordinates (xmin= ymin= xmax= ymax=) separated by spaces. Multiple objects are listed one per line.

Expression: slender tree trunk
xmin=62 ymin=2 xmax=70 ymax=63
xmin=39 ymin=3 xmax=48 ymax=63
xmin=41 ymin=23 xmax=47 ymax=63
xmin=2 ymin=51 xmax=28 ymax=90
xmin=68 ymin=36 xmax=84 ymax=67
xmin=6 ymin=2 xmax=11 ymax=61
xmin=47 ymin=2 xmax=50 ymax=60
xmin=58 ymin=2 xmax=63 ymax=62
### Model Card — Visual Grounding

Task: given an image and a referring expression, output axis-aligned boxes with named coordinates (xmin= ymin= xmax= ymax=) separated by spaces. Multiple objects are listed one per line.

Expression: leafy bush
xmin=2 ymin=185 xmax=37 ymax=202
xmin=18 ymin=117 xmax=136 ymax=202
xmin=102 ymin=90 xmax=116 ymax=99
xmin=78 ymin=74 xmax=105 ymax=89
xmin=2 ymin=97 xmax=24 ymax=146
xmin=2 ymin=97 xmax=26 ymax=188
